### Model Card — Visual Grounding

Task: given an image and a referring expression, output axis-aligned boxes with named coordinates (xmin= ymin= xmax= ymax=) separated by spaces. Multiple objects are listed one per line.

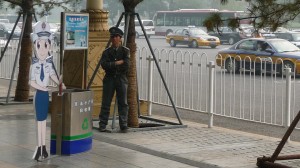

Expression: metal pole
xmin=147 ymin=55 xmax=153 ymax=115
xmin=0 ymin=12 xmax=22 ymax=63
xmin=6 ymin=12 xmax=27 ymax=103
xmin=111 ymin=96 xmax=117 ymax=130
xmin=285 ymin=68 xmax=291 ymax=142
xmin=123 ymin=13 xmax=130 ymax=47
xmin=207 ymin=61 xmax=215 ymax=128
xmin=56 ymin=12 xmax=65 ymax=155
xmin=257 ymin=112 xmax=300 ymax=167
xmin=136 ymin=13 xmax=183 ymax=125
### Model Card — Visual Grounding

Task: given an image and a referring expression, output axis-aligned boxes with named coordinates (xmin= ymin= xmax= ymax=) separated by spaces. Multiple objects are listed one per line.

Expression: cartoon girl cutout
xmin=30 ymin=21 xmax=65 ymax=161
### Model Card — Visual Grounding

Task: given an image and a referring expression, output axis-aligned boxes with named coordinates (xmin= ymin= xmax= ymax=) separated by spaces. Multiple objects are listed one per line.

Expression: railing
xmin=1 ymin=42 xmax=299 ymax=129
xmin=136 ymin=47 xmax=300 ymax=128
xmin=0 ymin=40 xmax=60 ymax=85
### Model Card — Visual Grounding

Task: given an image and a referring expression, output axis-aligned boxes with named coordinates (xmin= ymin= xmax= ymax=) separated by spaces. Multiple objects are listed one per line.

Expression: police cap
xmin=109 ymin=27 xmax=123 ymax=37
xmin=32 ymin=21 xmax=52 ymax=42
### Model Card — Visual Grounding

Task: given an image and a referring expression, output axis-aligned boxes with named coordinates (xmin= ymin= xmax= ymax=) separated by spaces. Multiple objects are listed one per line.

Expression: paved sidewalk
xmin=1 ymin=79 xmax=300 ymax=167
xmin=1 ymin=103 xmax=300 ymax=168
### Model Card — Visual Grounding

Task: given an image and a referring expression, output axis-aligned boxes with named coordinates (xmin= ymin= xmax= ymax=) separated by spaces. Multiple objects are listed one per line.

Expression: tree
xmin=120 ymin=0 xmax=143 ymax=128
xmin=1 ymin=0 xmax=81 ymax=101
xmin=204 ymin=0 xmax=300 ymax=33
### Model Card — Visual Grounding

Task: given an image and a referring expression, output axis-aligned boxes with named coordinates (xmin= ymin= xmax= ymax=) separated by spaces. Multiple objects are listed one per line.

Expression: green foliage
xmin=2 ymin=0 xmax=82 ymax=17
xmin=207 ymin=0 xmax=300 ymax=32
xmin=203 ymin=13 xmax=224 ymax=32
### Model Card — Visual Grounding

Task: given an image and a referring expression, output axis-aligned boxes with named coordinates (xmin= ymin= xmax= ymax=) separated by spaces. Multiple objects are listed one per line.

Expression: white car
xmin=119 ymin=19 xmax=155 ymax=38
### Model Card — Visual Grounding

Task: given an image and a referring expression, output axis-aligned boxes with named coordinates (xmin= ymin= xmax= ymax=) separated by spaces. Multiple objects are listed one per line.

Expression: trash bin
xmin=50 ymin=89 xmax=94 ymax=155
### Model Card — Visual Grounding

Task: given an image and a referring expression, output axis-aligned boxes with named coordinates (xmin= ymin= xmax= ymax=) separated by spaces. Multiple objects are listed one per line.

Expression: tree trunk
xmin=14 ymin=0 xmax=33 ymax=101
xmin=122 ymin=0 xmax=142 ymax=128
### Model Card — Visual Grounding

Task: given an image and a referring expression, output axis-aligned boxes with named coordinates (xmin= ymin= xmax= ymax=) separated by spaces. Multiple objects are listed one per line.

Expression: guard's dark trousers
xmin=99 ymin=75 xmax=128 ymax=129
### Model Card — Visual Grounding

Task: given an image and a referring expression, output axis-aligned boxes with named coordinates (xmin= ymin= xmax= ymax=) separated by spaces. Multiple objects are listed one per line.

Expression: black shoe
xmin=33 ymin=146 xmax=41 ymax=161
xmin=99 ymin=122 xmax=107 ymax=132
xmin=99 ymin=127 xmax=106 ymax=132
xmin=120 ymin=126 xmax=128 ymax=133
xmin=42 ymin=145 xmax=48 ymax=159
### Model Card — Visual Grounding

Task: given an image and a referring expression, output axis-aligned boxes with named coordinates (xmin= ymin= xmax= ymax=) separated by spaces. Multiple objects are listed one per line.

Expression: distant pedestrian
xmin=98 ymin=27 xmax=130 ymax=133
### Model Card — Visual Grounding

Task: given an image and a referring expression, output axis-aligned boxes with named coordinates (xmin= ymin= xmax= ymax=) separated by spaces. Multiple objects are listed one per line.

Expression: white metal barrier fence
xmin=136 ymin=47 xmax=300 ymax=128
xmin=0 ymin=40 xmax=60 ymax=86
xmin=1 ymin=42 xmax=300 ymax=128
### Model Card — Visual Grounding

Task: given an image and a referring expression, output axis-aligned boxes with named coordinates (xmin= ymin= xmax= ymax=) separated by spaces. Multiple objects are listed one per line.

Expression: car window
xmin=292 ymin=33 xmax=300 ymax=41
xmin=276 ymin=33 xmax=292 ymax=41
xmin=237 ymin=40 xmax=256 ymax=51
xmin=256 ymin=41 xmax=271 ymax=52
xmin=175 ymin=29 xmax=182 ymax=35
xmin=189 ymin=28 xmax=207 ymax=35
xmin=269 ymin=40 xmax=300 ymax=52
xmin=183 ymin=29 xmax=189 ymax=36
xmin=222 ymin=27 xmax=232 ymax=33
xmin=142 ymin=21 xmax=153 ymax=26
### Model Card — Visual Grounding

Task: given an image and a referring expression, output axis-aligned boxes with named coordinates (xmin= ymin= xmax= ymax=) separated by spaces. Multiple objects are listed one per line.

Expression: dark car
xmin=0 ymin=23 xmax=21 ymax=40
xmin=274 ymin=32 xmax=300 ymax=48
xmin=216 ymin=38 xmax=300 ymax=75
xmin=208 ymin=27 xmax=252 ymax=45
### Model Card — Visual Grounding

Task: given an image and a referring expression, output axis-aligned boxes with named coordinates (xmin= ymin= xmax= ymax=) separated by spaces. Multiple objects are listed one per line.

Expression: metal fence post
xmin=285 ymin=68 xmax=291 ymax=142
xmin=207 ymin=61 xmax=215 ymax=128
xmin=147 ymin=55 xmax=154 ymax=115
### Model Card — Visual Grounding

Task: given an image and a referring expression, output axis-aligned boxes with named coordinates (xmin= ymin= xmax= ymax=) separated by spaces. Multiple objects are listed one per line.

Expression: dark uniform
xmin=99 ymin=27 xmax=130 ymax=131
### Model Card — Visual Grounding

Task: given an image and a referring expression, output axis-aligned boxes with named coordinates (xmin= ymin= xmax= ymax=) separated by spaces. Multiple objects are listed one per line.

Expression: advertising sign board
xmin=63 ymin=13 xmax=89 ymax=50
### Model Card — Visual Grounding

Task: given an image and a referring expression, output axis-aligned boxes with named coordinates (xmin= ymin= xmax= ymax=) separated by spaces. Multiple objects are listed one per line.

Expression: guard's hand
xmin=115 ymin=60 xmax=124 ymax=65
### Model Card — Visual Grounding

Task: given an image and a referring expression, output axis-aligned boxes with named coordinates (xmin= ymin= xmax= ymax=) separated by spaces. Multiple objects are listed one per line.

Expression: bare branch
xmin=2 ymin=0 xmax=22 ymax=6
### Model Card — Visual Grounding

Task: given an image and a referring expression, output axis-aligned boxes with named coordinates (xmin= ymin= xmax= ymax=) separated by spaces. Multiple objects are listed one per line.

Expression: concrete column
xmin=86 ymin=0 xmax=103 ymax=10
xmin=84 ymin=0 xmax=109 ymax=32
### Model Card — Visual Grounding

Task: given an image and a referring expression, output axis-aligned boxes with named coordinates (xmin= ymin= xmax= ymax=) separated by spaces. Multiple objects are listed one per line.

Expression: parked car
xmin=119 ymin=19 xmax=155 ymax=38
xmin=208 ymin=27 xmax=252 ymax=45
xmin=273 ymin=32 xmax=300 ymax=48
xmin=216 ymin=38 xmax=300 ymax=75
xmin=0 ymin=23 xmax=21 ymax=40
xmin=166 ymin=27 xmax=220 ymax=48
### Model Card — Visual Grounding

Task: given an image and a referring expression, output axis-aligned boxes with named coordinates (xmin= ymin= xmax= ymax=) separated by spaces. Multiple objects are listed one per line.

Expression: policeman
xmin=99 ymin=27 xmax=130 ymax=132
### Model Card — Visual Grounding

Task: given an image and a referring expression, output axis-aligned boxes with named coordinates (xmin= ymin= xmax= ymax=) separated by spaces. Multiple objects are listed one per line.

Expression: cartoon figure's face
xmin=35 ymin=39 xmax=50 ymax=61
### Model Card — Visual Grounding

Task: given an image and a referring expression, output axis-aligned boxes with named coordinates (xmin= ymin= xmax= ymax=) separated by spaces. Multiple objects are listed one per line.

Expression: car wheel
xmin=170 ymin=39 xmax=176 ymax=47
xmin=210 ymin=45 xmax=217 ymax=49
xmin=279 ymin=61 xmax=295 ymax=76
xmin=191 ymin=40 xmax=198 ymax=48
xmin=225 ymin=58 xmax=239 ymax=73
xmin=228 ymin=37 xmax=235 ymax=45
xmin=135 ymin=32 xmax=139 ymax=38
